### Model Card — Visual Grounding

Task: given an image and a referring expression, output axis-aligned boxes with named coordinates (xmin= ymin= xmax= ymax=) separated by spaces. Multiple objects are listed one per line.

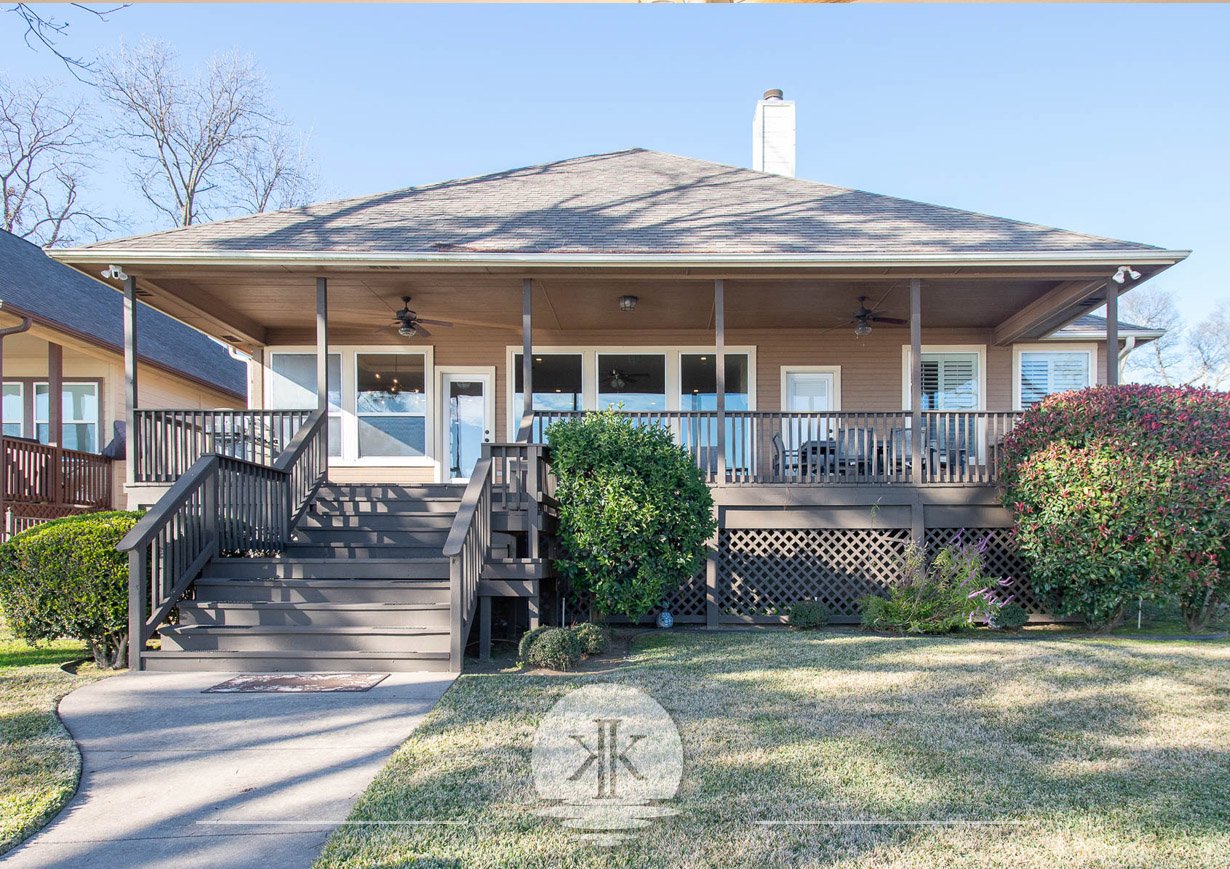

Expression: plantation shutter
xmin=1019 ymin=351 xmax=1090 ymax=408
xmin=920 ymin=353 xmax=979 ymax=410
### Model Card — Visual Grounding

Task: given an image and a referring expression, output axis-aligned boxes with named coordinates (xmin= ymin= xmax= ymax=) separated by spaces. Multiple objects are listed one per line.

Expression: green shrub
xmin=547 ymin=410 xmax=717 ymax=620
xmin=1000 ymin=385 xmax=1230 ymax=631
xmin=859 ymin=535 xmax=1000 ymax=634
xmin=0 ymin=511 xmax=141 ymax=668
xmin=524 ymin=627 xmax=582 ymax=671
xmin=517 ymin=625 xmax=549 ymax=663
xmin=787 ymin=600 xmax=830 ymax=629
xmin=570 ymin=622 xmax=608 ymax=655
xmin=993 ymin=602 xmax=1030 ymax=631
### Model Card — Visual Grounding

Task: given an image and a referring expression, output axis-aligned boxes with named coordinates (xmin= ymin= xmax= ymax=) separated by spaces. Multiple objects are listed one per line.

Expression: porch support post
xmin=1105 ymin=279 xmax=1119 ymax=386
xmin=909 ymin=278 xmax=923 ymax=490
xmin=479 ymin=596 xmax=492 ymax=661
xmin=521 ymin=278 xmax=533 ymax=441
xmin=315 ymin=278 xmax=329 ymax=411
xmin=123 ymin=276 xmax=139 ymax=489
xmin=714 ymin=279 xmax=726 ymax=485
xmin=47 ymin=342 xmax=63 ymax=447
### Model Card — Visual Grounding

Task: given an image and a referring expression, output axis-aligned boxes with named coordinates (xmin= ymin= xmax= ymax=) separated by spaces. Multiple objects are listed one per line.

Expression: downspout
xmin=0 ymin=303 xmax=35 ymax=540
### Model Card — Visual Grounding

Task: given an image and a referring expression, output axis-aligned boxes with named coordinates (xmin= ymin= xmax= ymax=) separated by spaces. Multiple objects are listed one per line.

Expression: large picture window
xmin=598 ymin=353 xmax=667 ymax=412
xmin=269 ymin=352 xmax=342 ymax=457
xmin=513 ymin=353 xmax=583 ymax=413
xmin=356 ymin=353 xmax=427 ymax=458
xmin=1018 ymin=350 xmax=1092 ymax=408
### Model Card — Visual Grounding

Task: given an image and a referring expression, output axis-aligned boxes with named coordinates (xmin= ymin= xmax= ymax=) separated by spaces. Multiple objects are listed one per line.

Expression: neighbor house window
xmin=356 ymin=353 xmax=427 ymax=458
xmin=1018 ymin=350 xmax=1091 ymax=408
xmin=35 ymin=382 xmax=99 ymax=452
xmin=2 ymin=383 xmax=23 ymax=438
xmin=269 ymin=352 xmax=342 ymax=457
xmin=598 ymin=353 xmax=666 ymax=412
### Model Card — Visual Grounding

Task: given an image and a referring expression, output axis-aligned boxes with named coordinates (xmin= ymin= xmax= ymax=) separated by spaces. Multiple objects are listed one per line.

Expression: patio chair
xmin=771 ymin=432 xmax=801 ymax=480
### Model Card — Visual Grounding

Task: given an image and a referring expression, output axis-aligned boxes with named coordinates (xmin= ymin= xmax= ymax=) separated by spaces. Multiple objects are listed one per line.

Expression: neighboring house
xmin=51 ymin=91 xmax=1185 ymax=673
xmin=0 ymin=229 xmax=248 ymax=534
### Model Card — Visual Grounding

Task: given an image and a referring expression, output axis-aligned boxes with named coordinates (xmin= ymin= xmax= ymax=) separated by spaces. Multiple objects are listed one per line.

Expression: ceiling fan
xmin=606 ymin=368 xmax=647 ymax=390
xmin=391 ymin=296 xmax=453 ymax=338
xmin=850 ymin=296 xmax=907 ymax=337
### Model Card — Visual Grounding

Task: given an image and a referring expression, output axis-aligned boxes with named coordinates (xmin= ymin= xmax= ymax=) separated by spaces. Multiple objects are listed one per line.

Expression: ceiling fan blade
xmin=411 ymin=323 xmax=432 ymax=338
xmin=871 ymin=316 xmax=908 ymax=325
xmin=416 ymin=318 xmax=453 ymax=327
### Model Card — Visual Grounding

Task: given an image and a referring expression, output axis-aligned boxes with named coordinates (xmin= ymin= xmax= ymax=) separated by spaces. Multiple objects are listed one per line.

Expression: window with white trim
xmin=356 ymin=353 xmax=427 ymax=458
xmin=921 ymin=352 xmax=980 ymax=410
xmin=2 ymin=383 xmax=23 ymax=438
xmin=1019 ymin=350 xmax=1091 ymax=408
xmin=35 ymin=382 xmax=99 ymax=452
xmin=269 ymin=352 xmax=342 ymax=457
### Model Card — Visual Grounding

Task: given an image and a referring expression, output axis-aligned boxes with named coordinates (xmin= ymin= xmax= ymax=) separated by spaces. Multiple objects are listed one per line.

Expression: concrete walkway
xmin=2 ymin=670 xmax=455 ymax=869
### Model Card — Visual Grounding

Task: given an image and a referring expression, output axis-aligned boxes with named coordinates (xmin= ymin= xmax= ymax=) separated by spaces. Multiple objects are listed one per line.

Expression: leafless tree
xmin=94 ymin=40 xmax=315 ymax=227
xmin=6 ymin=3 xmax=129 ymax=79
xmin=0 ymin=76 xmax=111 ymax=246
xmin=233 ymin=125 xmax=316 ymax=214
xmin=1121 ymin=285 xmax=1230 ymax=389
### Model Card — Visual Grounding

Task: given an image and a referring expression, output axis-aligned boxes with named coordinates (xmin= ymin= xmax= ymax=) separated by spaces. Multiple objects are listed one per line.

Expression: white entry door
xmin=438 ymin=369 xmax=495 ymax=482
xmin=781 ymin=368 xmax=839 ymax=448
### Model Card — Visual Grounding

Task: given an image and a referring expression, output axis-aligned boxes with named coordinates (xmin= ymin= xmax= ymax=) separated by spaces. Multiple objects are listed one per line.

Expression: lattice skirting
xmin=924 ymin=527 xmax=1043 ymax=614
xmin=2 ymin=503 xmax=96 ymax=542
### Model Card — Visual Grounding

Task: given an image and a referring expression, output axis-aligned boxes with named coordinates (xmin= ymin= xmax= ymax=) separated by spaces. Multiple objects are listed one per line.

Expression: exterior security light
xmin=618 ymin=295 xmax=638 ymax=312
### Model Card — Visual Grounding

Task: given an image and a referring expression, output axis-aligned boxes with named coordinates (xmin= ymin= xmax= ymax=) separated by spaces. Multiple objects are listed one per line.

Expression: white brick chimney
xmin=751 ymin=88 xmax=796 ymax=177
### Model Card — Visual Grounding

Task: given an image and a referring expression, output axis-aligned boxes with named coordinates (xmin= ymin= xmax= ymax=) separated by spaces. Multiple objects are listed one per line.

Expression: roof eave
xmin=48 ymin=247 xmax=1192 ymax=271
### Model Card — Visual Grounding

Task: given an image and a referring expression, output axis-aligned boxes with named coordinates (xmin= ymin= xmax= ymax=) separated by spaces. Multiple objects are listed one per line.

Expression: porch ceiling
xmin=84 ymin=263 xmax=1146 ymax=351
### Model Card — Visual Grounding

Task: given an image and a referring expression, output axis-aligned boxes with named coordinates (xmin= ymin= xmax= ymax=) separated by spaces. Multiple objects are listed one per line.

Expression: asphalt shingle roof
xmin=1056 ymin=314 xmax=1164 ymax=336
xmin=77 ymin=149 xmax=1163 ymax=257
xmin=0 ymin=230 xmax=247 ymax=399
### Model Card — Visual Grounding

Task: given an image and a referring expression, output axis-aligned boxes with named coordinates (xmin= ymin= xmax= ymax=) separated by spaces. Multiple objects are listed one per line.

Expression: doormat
xmin=204 ymin=673 xmax=389 ymax=693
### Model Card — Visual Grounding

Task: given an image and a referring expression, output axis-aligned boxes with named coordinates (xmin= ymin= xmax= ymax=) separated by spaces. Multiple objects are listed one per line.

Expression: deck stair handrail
xmin=132 ymin=408 xmax=315 ymax=483
xmin=117 ymin=408 xmax=328 ymax=669
xmin=443 ymin=455 xmax=492 ymax=672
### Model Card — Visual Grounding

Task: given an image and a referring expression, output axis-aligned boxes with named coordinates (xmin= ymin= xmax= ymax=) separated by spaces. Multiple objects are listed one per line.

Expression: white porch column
xmin=1105 ymin=279 xmax=1119 ymax=386
xmin=123 ymin=275 xmax=139 ymax=488
xmin=521 ymin=278 xmax=533 ymax=441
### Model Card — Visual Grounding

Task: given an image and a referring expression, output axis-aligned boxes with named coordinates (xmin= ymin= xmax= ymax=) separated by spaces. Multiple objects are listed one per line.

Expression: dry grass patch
xmin=0 ymin=624 xmax=108 ymax=856
xmin=318 ymin=631 xmax=1230 ymax=868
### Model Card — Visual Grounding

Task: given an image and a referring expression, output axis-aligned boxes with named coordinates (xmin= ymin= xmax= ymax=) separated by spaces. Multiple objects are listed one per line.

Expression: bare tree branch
xmin=93 ymin=40 xmax=315 ymax=227
xmin=6 ymin=4 xmax=129 ymax=81
xmin=0 ymin=76 xmax=114 ymax=246
xmin=1187 ymin=301 xmax=1230 ymax=390
xmin=1121 ymin=286 xmax=1230 ymax=389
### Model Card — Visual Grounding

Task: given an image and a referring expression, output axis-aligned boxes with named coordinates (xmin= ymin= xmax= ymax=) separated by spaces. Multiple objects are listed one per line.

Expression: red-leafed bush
xmin=1000 ymin=385 xmax=1230 ymax=630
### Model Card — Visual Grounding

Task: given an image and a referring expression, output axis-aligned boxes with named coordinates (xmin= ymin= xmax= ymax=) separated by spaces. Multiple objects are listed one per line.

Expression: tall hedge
xmin=546 ymin=411 xmax=716 ymax=620
xmin=0 ymin=511 xmax=141 ymax=668
xmin=1000 ymin=386 xmax=1230 ymax=630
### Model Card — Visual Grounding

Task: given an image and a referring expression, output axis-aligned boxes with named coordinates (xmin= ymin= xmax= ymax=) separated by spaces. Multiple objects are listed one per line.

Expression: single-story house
xmin=50 ymin=91 xmax=1185 ymax=672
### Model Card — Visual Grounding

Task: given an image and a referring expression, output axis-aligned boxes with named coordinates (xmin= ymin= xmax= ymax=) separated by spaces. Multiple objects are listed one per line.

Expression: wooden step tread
xmin=141 ymin=649 xmax=449 ymax=660
xmin=179 ymin=601 xmax=450 ymax=611
xmin=161 ymin=624 xmax=449 ymax=637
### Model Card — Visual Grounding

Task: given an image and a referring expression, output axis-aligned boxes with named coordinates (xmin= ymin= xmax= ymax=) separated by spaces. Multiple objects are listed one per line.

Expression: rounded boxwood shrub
xmin=524 ymin=627 xmax=582 ymax=671
xmin=1000 ymin=385 xmax=1230 ymax=631
xmin=787 ymin=600 xmax=830 ymax=630
xmin=993 ymin=601 xmax=1029 ymax=631
xmin=547 ymin=410 xmax=717 ymax=620
xmin=0 ymin=511 xmax=142 ymax=668
xmin=517 ymin=625 xmax=549 ymax=663
xmin=570 ymin=622 xmax=608 ymax=655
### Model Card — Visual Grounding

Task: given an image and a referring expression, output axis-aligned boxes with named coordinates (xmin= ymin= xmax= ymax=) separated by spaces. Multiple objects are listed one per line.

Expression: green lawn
xmin=318 ymin=630 xmax=1230 ymax=868
xmin=0 ymin=625 xmax=107 ymax=856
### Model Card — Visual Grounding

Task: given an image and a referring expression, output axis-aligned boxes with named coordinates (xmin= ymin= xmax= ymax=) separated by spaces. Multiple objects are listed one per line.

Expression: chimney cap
xmin=762 ymin=88 xmax=784 ymax=101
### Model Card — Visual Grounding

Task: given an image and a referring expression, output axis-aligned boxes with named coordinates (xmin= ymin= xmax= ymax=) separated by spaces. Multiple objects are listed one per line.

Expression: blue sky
xmin=4 ymin=3 xmax=1228 ymax=320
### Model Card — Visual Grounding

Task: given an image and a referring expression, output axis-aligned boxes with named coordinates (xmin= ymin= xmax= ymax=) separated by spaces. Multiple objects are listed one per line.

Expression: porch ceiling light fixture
xmin=618 ymin=295 xmax=638 ymax=312
xmin=1111 ymin=265 xmax=1142 ymax=285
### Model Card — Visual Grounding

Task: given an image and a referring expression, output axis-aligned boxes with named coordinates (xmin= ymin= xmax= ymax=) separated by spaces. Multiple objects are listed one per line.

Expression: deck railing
xmin=443 ymin=456 xmax=492 ymax=673
xmin=531 ymin=410 xmax=1021 ymax=485
xmin=2 ymin=436 xmax=112 ymax=507
xmin=131 ymin=409 xmax=314 ymax=483
xmin=118 ymin=409 xmax=328 ymax=669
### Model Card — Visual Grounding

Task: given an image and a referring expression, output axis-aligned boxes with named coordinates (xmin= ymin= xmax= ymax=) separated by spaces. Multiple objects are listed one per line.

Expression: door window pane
xmin=445 ymin=377 xmax=488 ymax=479
xmin=598 ymin=353 xmax=666 ymax=412
xmin=1019 ymin=351 xmax=1089 ymax=408
xmin=784 ymin=372 xmax=833 ymax=412
xmin=356 ymin=354 xmax=427 ymax=457
xmin=2 ymin=383 xmax=22 ymax=437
